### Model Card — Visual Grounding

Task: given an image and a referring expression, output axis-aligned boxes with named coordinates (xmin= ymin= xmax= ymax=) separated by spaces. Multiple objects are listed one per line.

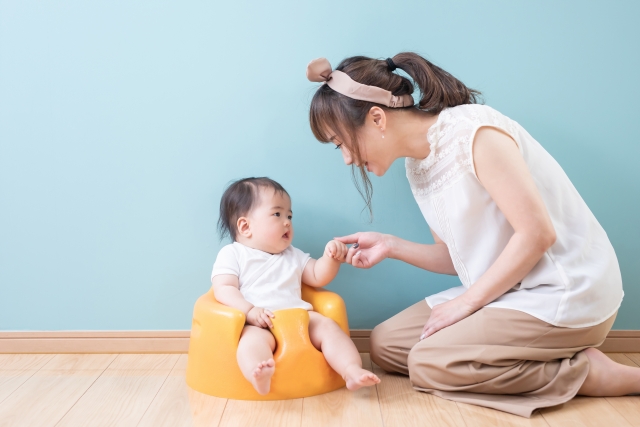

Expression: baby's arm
xmin=212 ymin=275 xmax=274 ymax=328
xmin=301 ymin=240 xmax=348 ymax=287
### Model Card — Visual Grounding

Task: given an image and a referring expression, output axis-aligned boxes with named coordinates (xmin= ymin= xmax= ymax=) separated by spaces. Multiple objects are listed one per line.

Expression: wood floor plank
xmin=54 ymin=354 xmax=179 ymax=427
xmin=372 ymin=362 xmax=466 ymax=427
xmin=0 ymin=354 xmax=54 ymax=370
xmin=456 ymin=402 xmax=550 ymax=427
xmin=219 ymin=399 xmax=302 ymax=427
xmin=604 ymin=396 xmax=640 ymax=427
xmin=540 ymin=397 xmax=633 ymax=427
xmin=137 ymin=355 xmax=227 ymax=427
xmin=0 ymin=354 xmax=55 ymax=404
xmin=107 ymin=353 xmax=178 ymax=370
xmin=0 ymin=354 xmax=116 ymax=427
xmin=301 ymin=353 xmax=383 ymax=427
xmin=605 ymin=353 xmax=637 ymax=367
xmin=623 ymin=353 xmax=640 ymax=367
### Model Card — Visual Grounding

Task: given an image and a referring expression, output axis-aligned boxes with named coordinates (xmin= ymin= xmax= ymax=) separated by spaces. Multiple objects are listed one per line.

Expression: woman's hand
xmin=246 ymin=306 xmax=275 ymax=328
xmin=420 ymin=296 xmax=477 ymax=340
xmin=335 ymin=232 xmax=393 ymax=269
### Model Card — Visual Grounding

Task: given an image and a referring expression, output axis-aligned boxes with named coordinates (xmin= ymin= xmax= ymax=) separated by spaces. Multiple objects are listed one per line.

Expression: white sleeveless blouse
xmin=406 ymin=104 xmax=623 ymax=328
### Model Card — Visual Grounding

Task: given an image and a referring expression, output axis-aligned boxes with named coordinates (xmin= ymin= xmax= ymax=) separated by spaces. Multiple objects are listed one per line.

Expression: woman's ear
xmin=368 ymin=106 xmax=387 ymax=131
xmin=237 ymin=217 xmax=251 ymax=238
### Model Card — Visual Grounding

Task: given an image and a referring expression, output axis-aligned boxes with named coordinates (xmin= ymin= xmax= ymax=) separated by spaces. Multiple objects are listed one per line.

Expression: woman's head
xmin=309 ymin=52 xmax=480 ymax=212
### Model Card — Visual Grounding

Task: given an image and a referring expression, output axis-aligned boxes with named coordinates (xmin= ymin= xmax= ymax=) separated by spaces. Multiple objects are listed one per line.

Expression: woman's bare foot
xmin=344 ymin=365 xmax=381 ymax=391
xmin=578 ymin=347 xmax=640 ymax=396
xmin=251 ymin=358 xmax=275 ymax=395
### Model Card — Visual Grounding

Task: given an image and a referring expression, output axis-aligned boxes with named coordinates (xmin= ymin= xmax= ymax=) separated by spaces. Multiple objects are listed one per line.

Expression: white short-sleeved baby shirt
xmin=211 ymin=242 xmax=313 ymax=311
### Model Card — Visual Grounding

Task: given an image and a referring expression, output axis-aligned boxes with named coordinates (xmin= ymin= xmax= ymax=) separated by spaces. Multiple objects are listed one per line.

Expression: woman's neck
xmin=392 ymin=110 xmax=439 ymax=160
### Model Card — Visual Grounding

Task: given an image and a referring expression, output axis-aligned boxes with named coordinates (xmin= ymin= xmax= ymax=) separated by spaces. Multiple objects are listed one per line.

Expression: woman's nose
xmin=342 ymin=148 xmax=352 ymax=165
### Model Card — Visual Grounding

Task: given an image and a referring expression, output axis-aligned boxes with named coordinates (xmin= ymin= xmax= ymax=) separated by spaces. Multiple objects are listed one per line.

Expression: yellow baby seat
xmin=186 ymin=284 xmax=349 ymax=400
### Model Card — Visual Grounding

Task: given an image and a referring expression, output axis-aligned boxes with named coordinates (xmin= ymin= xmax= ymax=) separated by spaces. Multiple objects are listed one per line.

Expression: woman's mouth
xmin=365 ymin=162 xmax=371 ymax=172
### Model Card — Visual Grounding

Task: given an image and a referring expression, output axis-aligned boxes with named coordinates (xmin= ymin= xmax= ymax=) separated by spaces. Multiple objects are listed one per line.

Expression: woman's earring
xmin=381 ymin=133 xmax=385 ymax=139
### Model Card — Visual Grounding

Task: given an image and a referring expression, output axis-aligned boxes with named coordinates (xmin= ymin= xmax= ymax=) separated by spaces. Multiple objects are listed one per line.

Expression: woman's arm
xmin=336 ymin=231 xmax=456 ymax=275
xmin=420 ymin=126 xmax=557 ymax=339
xmin=388 ymin=230 xmax=456 ymax=275
xmin=462 ymin=127 xmax=556 ymax=308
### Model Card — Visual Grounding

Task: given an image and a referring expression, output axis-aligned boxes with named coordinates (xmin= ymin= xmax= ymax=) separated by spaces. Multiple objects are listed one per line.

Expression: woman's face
xmin=330 ymin=108 xmax=395 ymax=177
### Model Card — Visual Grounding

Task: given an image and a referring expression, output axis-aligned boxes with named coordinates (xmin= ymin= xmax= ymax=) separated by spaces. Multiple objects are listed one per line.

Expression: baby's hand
xmin=324 ymin=240 xmax=348 ymax=262
xmin=246 ymin=307 xmax=275 ymax=328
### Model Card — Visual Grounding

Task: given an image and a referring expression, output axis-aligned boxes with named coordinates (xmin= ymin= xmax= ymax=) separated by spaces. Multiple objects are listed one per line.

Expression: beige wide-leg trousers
xmin=370 ymin=300 xmax=616 ymax=417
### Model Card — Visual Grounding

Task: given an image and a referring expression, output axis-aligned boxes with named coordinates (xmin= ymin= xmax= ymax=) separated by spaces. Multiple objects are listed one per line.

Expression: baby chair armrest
xmin=191 ymin=290 xmax=246 ymax=343
xmin=301 ymin=284 xmax=349 ymax=334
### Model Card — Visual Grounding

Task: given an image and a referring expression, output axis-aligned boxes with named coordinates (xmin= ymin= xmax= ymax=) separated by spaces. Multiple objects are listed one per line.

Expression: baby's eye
xmin=288 ymin=215 xmax=293 ymax=220
xmin=273 ymin=212 xmax=280 ymax=217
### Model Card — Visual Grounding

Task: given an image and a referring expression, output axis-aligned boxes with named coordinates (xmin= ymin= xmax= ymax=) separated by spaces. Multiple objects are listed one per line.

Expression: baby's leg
xmin=308 ymin=311 xmax=380 ymax=391
xmin=237 ymin=325 xmax=276 ymax=395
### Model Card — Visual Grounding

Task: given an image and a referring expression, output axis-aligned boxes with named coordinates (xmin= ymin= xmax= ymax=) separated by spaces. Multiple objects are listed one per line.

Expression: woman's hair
xmin=309 ymin=52 xmax=481 ymax=215
xmin=218 ymin=177 xmax=289 ymax=241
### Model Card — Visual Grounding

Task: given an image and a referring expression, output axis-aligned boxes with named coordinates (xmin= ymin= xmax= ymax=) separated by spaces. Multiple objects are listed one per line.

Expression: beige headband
xmin=306 ymin=57 xmax=414 ymax=108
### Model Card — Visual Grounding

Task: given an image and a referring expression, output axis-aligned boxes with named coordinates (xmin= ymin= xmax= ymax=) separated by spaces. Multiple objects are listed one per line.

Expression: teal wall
xmin=1 ymin=1 xmax=639 ymax=330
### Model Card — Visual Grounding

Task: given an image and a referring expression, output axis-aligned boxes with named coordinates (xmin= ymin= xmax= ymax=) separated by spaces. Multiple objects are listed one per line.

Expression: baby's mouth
xmin=282 ymin=232 xmax=290 ymax=239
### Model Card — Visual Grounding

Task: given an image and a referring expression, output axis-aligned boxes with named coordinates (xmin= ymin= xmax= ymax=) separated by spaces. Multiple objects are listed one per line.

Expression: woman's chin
xmin=371 ymin=166 xmax=387 ymax=177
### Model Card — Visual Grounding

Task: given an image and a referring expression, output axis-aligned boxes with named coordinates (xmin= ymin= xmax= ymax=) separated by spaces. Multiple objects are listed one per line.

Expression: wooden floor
xmin=0 ymin=353 xmax=639 ymax=427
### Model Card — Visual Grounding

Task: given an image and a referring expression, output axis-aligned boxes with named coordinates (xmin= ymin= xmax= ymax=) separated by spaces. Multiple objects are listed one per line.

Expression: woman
xmin=306 ymin=53 xmax=638 ymax=417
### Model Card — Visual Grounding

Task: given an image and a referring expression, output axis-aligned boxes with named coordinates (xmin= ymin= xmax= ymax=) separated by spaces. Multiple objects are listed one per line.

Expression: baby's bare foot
xmin=251 ymin=358 xmax=275 ymax=395
xmin=344 ymin=365 xmax=380 ymax=391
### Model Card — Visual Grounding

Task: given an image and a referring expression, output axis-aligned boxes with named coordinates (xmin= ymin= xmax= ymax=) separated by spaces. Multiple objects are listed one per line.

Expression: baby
xmin=211 ymin=177 xmax=380 ymax=395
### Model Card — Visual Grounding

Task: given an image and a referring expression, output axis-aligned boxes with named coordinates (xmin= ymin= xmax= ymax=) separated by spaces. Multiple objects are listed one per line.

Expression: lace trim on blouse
xmin=406 ymin=105 xmax=515 ymax=198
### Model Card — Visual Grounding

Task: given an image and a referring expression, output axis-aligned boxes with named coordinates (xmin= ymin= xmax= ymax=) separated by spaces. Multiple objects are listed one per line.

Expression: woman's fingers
xmin=352 ymin=250 xmax=365 ymax=267
xmin=335 ymin=233 xmax=360 ymax=244
xmin=345 ymin=245 xmax=358 ymax=264
xmin=420 ymin=322 xmax=438 ymax=340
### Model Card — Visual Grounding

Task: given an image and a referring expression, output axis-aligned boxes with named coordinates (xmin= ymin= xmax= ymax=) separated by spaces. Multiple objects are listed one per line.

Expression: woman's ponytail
xmin=392 ymin=52 xmax=481 ymax=113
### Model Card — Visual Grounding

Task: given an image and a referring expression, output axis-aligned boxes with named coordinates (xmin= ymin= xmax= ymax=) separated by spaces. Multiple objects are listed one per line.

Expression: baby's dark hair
xmin=217 ymin=177 xmax=289 ymax=241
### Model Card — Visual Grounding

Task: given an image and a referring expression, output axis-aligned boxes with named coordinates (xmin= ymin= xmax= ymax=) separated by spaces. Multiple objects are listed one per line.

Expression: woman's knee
xmin=407 ymin=342 xmax=469 ymax=389
xmin=369 ymin=321 xmax=397 ymax=370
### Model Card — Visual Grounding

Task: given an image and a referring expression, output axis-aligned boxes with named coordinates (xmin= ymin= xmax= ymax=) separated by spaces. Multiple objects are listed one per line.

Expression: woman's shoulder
xmin=435 ymin=104 xmax=518 ymax=144
xmin=443 ymin=103 xmax=504 ymax=122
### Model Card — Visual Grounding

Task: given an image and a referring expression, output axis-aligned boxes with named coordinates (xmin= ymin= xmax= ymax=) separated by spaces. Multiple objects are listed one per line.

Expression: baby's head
xmin=218 ymin=177 xmax=293 ymax=254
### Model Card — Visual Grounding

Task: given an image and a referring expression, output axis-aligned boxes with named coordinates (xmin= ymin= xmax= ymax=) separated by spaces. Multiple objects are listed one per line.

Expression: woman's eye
xmin=335 ymin=143 xmax=342 ymax=150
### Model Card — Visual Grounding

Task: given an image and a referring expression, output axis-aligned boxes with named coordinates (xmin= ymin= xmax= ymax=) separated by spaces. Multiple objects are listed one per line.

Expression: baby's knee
xmin=238 ymin=325 xmax=275 ymax=349
xmin=313 ymin=315 xmax=341 ymax=334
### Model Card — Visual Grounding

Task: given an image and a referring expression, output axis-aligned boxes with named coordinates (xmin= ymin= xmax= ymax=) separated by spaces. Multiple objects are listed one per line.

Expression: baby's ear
xmin=236 ymin=217 xmax=251 ymax=238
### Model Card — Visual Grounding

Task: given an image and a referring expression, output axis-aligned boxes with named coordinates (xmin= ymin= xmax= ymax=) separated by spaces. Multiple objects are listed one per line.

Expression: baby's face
xmin=244 ymin=188 xmax=293 ymax=254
